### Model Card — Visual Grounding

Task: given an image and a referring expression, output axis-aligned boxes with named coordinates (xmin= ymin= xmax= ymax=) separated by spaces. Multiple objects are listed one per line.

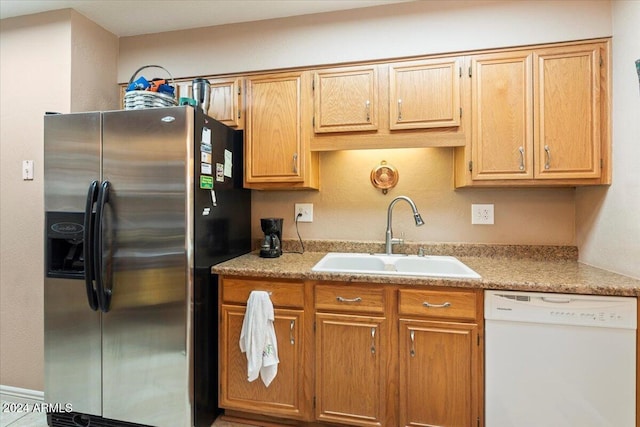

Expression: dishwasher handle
xmin=541 ymin=296 xmax=572 ymax=304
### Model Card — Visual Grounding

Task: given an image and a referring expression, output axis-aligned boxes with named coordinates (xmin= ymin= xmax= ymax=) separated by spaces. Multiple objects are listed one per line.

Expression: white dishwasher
xmin=484 ymin=290 xmax=637 ymax=427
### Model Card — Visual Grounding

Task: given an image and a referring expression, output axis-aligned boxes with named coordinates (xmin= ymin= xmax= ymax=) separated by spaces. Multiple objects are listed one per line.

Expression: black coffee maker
xmin=259 ymin=218 xmax=283 ymax=258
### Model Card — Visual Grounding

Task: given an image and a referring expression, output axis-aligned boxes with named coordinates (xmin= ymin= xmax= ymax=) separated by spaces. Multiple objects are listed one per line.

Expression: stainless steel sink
xmin=311 ymin=252 xmax=481 ymax=279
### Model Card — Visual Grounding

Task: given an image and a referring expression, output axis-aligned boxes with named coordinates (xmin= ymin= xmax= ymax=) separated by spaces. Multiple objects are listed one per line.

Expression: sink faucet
xmin=385 ymin=196 xmax=424 ymax=255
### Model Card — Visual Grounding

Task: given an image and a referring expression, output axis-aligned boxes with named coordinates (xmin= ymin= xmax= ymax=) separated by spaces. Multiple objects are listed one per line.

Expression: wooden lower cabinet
xmin=315 ymin=313 xmax=387 ymax=426
xmin=218 ymin=277 xmax=482 ymax=427
xmin=399 ymin=320 xmax=479 ymax=427
xmin=218 ymin=276 xmax=312 ymax=421
xmin=398 ymin=288 xmax=483 ymax=427
xmin=220 ymin=304 xmax=306 ymax=419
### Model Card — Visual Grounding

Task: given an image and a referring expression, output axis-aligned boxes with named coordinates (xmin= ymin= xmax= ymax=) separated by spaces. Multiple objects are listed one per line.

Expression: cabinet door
xmin=245 ymin=72 xmax=304 ymax=183
xmin=316 ymin=313 xmax=386 ymax=427
xmin=173 ymin=79 xmax=242 ymax=128
xmin=313 ymin=66 xmax=378 ymax=133
xmin=220 ymin=305 xmax=306 ymax=419
xmin=534 ymin=44 xmax=601 ymax=179
xmin=399 ymin=320 xmax=479 ymax=427
xmin=208 ymin=78 xmax=242 ymax=128
xmin=470 ymin=51 xmax=534 ymax=180
xmin=389 ymin=58 xmax=462 ymax=130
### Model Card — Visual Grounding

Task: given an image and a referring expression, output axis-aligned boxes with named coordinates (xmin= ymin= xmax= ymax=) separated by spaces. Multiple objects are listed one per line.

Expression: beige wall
xmin=252 ymin=149 xmax=575 ymax=245
xmin=118 ymin=0 xmax=611 ymax=80
xmin=0 ymin=9 xmax=71 ymax=392
xmin=0 ymin=10 xmax=118 ymax=390
xmin=70 ymin=11 xmax=120 ymax=112
xmin=576 ymin=0 xmax=640 ymax=279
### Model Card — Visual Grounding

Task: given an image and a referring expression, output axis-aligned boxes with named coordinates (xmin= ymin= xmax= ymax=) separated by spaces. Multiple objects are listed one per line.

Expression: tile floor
xmin=0 ymin=410 xmax=46 ymax=427
xmin=0 ymin=405 xmax=255 ymax=427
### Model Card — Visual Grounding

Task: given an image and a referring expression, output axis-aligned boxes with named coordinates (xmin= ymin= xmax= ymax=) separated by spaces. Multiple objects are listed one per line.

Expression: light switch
xmin=22 ymin=160 xmax=34 ymax=180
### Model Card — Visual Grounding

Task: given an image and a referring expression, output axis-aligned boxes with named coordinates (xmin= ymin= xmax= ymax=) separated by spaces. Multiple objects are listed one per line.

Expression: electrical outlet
xmin=294 ymin=203 xmax=313 ymax=222
xmin=471 ymin=204 xmax=494 ymax=225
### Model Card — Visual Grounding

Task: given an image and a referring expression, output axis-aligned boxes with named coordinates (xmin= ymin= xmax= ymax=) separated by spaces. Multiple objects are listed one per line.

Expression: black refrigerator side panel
xmin=193 ymin=111 xmax=251 ymax=268
xmin=193 ymin=268 xmax=218 ymax=427
xmin=193 ymin=112 xmax=251 ymax=426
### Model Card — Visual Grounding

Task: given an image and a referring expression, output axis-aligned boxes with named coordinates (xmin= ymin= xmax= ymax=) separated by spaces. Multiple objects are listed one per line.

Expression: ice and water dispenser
xmin=46 ymin=212 xmax=85 ymax=279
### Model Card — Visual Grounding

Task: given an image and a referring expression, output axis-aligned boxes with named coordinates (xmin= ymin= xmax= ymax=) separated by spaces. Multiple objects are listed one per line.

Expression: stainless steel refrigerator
xmin=44 ymin=106 xmax=251 ymax=427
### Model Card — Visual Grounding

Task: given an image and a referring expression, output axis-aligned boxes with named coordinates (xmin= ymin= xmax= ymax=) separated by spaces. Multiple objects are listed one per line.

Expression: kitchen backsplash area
xmin=251 ymin=147 xmax=576 ymax=246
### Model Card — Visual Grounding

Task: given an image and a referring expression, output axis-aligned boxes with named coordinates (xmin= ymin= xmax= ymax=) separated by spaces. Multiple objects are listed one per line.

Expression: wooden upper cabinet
xmin=534 ymin=44 xmax=601 ymax=180
xmin=313 ymin=66 xmax=378 ymax=133
xmin=208 ymin=78 xmax=243 ymax=128
xmin=471 ymin=51 xmax=534 ymax=180
xmin=245 ymin=73 xmax=301 ymax=183
xmin=172 ymin=78 xmax=242 ymax=128
xmin=310 ymin=59 xmax=469 ymax=150
xmin=389 ymin=58 xmax=462 ymax=130
xmin=244 ymin=71 xmax=318 ymax=189
xmin=455 ymin=39 xmax=610 ymax=187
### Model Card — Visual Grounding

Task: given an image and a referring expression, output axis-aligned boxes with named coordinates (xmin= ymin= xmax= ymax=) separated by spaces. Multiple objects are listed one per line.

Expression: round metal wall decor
xmin=370 ymin=160 xmax=398 ymax=194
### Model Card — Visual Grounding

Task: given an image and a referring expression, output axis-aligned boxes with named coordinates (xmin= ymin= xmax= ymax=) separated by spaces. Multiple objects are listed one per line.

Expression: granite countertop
xmin=212 ymin=241 xmax=640 ymax=297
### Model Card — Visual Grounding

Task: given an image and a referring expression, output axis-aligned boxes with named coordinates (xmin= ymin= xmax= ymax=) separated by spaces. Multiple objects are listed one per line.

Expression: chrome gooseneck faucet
xmin=385 ymin=196 xmax=424 ymax=255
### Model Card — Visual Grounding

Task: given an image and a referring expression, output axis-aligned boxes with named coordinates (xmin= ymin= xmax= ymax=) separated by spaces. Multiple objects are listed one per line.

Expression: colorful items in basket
xmin=124 ymin=65 xmax=177 ymax=110
xmin=126 ymin=76 xmax=175 ymax=97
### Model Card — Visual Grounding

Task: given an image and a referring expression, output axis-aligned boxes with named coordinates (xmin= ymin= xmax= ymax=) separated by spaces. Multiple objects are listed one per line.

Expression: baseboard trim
xmin=0 ymin=384 xmax=44 ymax=405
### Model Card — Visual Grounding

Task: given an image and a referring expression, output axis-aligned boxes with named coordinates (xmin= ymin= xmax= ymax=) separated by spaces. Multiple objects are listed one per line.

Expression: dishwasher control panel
xmin=484 ymin=290 xmax=637 ymax=329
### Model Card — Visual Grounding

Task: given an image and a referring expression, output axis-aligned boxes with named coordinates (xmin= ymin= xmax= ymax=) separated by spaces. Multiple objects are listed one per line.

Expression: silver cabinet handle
xmin=365 ymin=100 xmax=371 ymax=122
xmin=292 ymin=153 xmax=298 ymax=174
xmin=336 ymin=296 xmax=362 ymax=303
xmin=290 ymin=320 xmax=295 ymax=345
xmin=423 ymin=301 xmax=451 ymax=308
xmin=518 ymin=146 xmax=525 ymax=171
xmin=370 ymin=327 xmax=376 ymax=354
xmin=544 ymin=145 xmax=551 ymax=170
xmin=410 ymin=330 xmax=415 ymax=357
xmin=397 ymin=99 xmax=403 ymax=121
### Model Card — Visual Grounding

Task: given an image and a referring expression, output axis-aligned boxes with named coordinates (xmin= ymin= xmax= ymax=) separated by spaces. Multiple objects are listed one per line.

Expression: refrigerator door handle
xmin=83 ymin=180 xmax=100 ymax=311
xmin=94 ymin=180 xmax=112 ymax=312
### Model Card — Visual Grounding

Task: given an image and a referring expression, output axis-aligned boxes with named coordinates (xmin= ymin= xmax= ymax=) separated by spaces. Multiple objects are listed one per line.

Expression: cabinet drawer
xmin=399 ymin=289 xmax=477 ymax=321
xmin=221 ymin=277 xmax=304 ymax=308
xmin=315 ymin=285 xmax=385 ymax=315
